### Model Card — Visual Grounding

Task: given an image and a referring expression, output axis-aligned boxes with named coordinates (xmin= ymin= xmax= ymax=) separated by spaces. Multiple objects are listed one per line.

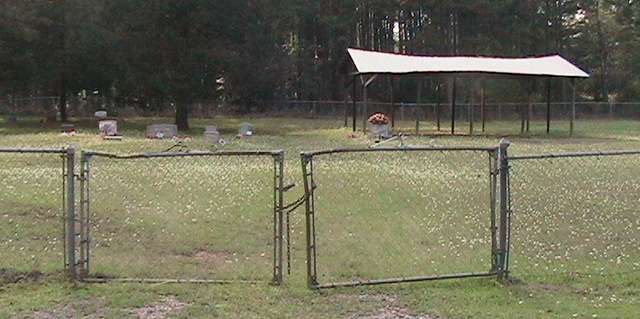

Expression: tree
xmin=103 ymin=0 xmax=242 ymax=130
xmin=4 ymin=0 xmax=640 ymax=117
xmin=0 ymin=1 xmax=40 ymax=96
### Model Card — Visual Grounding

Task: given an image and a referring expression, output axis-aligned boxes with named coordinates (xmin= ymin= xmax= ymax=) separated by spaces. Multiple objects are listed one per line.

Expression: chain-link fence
xmin=0 ymin=148 xmax=74 ymax=277
xmin=300 ymin=146 xmax=502 ymax=288
xmin=508 ymin=151 xmax=640 ymax=284
xmin=0 ymin=97 xmax=60 ymax=118
xmin=271 ymin=100 xmax=640 ymax=123
xmin=2 ymin=143 xmax=640 ymax=290
xmin=78 ymin=150 xmax=286 ymax=284
xmin=3 ymin=96 xmax=638 ymax=126
xmin=268 ymin=100 xmax=640 ymax=135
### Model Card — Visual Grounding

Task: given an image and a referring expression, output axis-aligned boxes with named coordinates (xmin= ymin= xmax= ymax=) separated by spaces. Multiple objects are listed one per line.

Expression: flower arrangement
xmin=368 ymin=112 xmax=390 ymax=125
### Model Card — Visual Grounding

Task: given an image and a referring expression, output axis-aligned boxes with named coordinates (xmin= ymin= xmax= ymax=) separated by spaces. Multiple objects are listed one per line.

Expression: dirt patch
xmin=30 ymin=311 xmax=59 ymax=319
xmin=333 ymin=293 xmax=398 ymax=304
xmin=0 ymin=268 xmax=44 ymax=284
xmin=345 ymin=294 xmax=439 ymax=319
xmin=30 ymin=309 xmax=81 ymax=319
xmin=133 ymin=296 xmax=187 ymax=319
xmin=353 ymin=305 xmax=438 ymax=319
xmin=529 ymin=283 xmax=566 ymax=293
xmin=28 ymin=299 xmax=109 ymax=319
xmin=191 ymin=250 xmax=234 ymax=264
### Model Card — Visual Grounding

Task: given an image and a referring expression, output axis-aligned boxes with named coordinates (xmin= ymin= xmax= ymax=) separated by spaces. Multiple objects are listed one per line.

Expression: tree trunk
xmin=175 ymin=101 xmax=190 ymax=131
xmin=58 ymin=78 xmax=67 ymax=122
xmin=57 ymin=0 xmax=67 ymax=123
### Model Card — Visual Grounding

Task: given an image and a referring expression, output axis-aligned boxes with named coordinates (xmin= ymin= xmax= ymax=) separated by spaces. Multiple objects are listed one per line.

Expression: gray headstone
xmin=146 ymin=124 xmax=178 ymax=139
xmin=6 ymin=114 xmax=18 ymax=123
xmin=239 ymin=123 xmax=255 ymax=136
xmin=61 ymin=123 xmax=75 ymax=133
xmin=204 ymin=125 xmax=220 ymax=144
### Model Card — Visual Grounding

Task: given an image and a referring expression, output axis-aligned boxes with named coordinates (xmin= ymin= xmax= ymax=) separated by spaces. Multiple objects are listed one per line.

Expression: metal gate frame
xmin=77 ymin=150 xmax=286 ymax=285
xmin=300 ymin=141 xmax=512 ymax=289
xmin=506 ymin=148 xmax=640 ymax=280
xmin=0 ymin=147 xmax=77 ymax=277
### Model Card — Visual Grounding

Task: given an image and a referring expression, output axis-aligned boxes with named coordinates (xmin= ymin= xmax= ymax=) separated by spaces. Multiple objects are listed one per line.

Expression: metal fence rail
xmin=0 ymin=147 xmax=76 ymax=277
xmin=300 ymin=144 xmax=511 ymax=289
xmin=509 ymin=150 xmax=640 ymax=161
xmin=77 ymin=150 xmax=286 ymax=285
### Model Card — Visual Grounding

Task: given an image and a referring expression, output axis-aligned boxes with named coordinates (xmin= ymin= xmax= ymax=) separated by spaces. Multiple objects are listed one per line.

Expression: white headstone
xmin=99 ymin=120 xmax=118 ymax=136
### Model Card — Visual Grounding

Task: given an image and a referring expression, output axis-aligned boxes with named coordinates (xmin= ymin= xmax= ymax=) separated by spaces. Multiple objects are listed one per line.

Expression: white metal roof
xmin=348 ymin=48 xmax=589 ymax=78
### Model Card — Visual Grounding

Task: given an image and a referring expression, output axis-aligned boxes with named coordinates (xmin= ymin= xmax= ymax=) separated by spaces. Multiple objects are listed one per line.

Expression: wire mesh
xmin=0 ymin=150 xmax=66 ymax=274
xmin=304 ymin=149 xmax=497 ymax=287
xmin=509 ymin=154 xmax=640 ymax=283
xmin=82 ymin=153 xmax=281 ymax=282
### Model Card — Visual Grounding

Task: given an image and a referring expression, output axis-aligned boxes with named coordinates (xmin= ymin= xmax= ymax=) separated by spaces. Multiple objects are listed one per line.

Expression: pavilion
xmin=347 ymin=48 xmax=590 ymax=136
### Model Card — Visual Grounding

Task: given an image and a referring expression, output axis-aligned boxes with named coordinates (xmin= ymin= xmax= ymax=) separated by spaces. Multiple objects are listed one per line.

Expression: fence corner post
xmin=498 ymin=139 xmax=511 ymax=281
xmin=65 ymin=146 xmax=77 ymax=279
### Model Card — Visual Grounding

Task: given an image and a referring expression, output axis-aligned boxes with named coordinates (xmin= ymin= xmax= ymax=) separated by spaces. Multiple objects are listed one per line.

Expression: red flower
xmin=368 ymin=113 xmax=390 ymax=125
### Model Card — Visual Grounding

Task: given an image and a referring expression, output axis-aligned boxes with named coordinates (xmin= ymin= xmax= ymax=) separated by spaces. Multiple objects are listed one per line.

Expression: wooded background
xmin=1 ymin=1 xmax=637 ymax=129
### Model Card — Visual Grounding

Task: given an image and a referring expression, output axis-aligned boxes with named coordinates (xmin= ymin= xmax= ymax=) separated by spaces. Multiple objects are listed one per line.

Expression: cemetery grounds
xmin=0 ymin=117 xmax=639 ymax=318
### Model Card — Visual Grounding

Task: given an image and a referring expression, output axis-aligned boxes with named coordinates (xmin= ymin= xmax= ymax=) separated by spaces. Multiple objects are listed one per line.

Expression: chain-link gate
xmin=508 ymin=150 xmax=640 ymax=283
xmin=300 ymin=144 xmax=511 ymax=289
xmin=0 ymin=147 xmax=77 ymax=277
xmin=77 ymin=150 xmax=286 ymax=284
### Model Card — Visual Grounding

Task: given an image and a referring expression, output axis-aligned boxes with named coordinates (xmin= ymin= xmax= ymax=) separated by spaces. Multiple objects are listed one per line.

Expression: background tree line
xmin=1 ymin=0 xmax=638 ymax=129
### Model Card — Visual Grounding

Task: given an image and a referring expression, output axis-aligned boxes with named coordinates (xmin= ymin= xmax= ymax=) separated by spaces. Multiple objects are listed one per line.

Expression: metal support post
xmin=490 ymin=151 xmax=499 ymax=272
xmin=65 ymin=147 xmax=76 ymax=278
xmin=78 ymin=152 xmax=91 ymax=278
xmin=272 ymin=152 xmax=285 ymax=285
xmin=301 ymin=153 xmax=318 ymax=288
xmin=497 ymin=139 xmax=511 ymax=280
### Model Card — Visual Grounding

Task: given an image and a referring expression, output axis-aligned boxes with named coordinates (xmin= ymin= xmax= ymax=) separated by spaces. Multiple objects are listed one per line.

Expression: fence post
xmin=312 ymin=101 xmax=317 ymax=119
xmin=570 ymin=79 xmax=576 ymax=137
xmin=435 ymin=102 xmax=441 ymax=131
xmin=272 ymin=151 xmax=285 ymax=285
xmin=498 ymin=139 xmax=511 ymax=280
xmin=300 ymin=153 xmax=318 ymax=288
xmin=608 ymin=99 xmax=613 ymax=119
xmin=490 ymin=150 xmax=499 ymax=273
xmin=65 ymin=147 xmax=77 ymax=279
xmin=343 ymin=99 xmax=348 ymax=127
xmin=78 ymin=152 xmax=91 ymax=278
xmin=415 ymin=104 xmax=420 ymax=135
xmin=469 ymin=90 xmax=475 ymax=135
xmin=362 ymin=86 xmax=368 ymax=133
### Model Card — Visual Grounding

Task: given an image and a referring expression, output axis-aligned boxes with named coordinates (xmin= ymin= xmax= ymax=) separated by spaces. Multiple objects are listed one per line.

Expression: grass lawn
xmin=1 ymin=116 xmax=639 ymax=318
